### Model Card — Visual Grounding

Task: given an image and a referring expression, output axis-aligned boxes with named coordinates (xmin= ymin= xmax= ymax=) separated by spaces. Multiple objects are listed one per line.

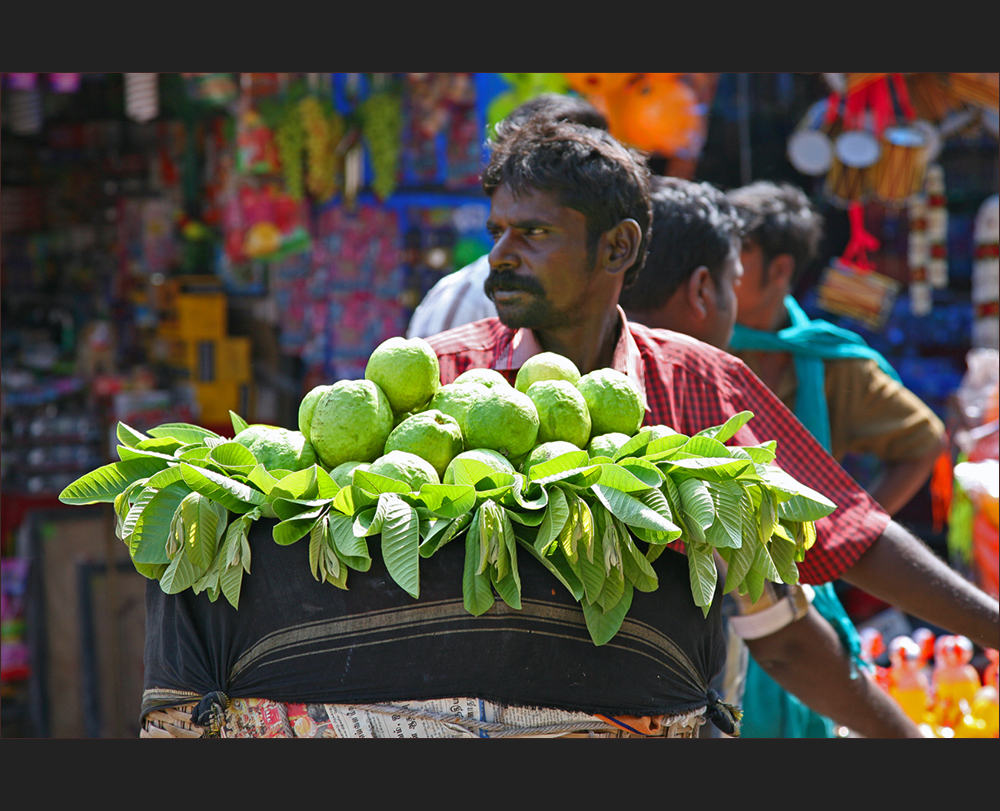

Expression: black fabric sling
xmin=142 ymin=517 xmax=727 ymax=722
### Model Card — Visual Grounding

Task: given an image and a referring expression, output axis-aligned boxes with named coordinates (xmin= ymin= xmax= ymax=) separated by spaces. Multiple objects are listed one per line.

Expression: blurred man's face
xmin=733 ymin=236 xmax=770 ymax=326
xmin=707 ymin=238 xmax=744 ymax=349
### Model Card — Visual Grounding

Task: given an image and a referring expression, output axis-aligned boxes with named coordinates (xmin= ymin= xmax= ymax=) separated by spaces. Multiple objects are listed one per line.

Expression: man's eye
xmin=525 ymin=227 xmax=545 ymax=236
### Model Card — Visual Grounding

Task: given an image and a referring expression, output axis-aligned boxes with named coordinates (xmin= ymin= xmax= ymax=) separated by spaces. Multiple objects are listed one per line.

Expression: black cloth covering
xmin=143 ymin=517 xmax=727 ymax=720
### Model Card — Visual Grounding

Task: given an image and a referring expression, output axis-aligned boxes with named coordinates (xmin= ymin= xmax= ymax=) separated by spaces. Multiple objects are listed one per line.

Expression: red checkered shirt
xmin=427 ymin=310 xmax=891 ymax=585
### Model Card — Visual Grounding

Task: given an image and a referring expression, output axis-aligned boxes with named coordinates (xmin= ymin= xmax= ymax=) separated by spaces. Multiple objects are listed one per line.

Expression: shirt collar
xmin=494 ymin=306 xmax=649 ymax=412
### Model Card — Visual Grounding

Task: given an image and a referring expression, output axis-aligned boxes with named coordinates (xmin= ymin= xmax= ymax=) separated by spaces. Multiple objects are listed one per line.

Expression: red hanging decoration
xmin=840 ymin=202 xmax=880 ymax=272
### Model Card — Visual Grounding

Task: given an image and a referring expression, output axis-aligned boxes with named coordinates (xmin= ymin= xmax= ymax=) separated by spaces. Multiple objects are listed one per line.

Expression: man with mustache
xmin=406 ymin=93 xmax=608 ymax=340
xmin=427 ymin=118 xmax=998 ymax=733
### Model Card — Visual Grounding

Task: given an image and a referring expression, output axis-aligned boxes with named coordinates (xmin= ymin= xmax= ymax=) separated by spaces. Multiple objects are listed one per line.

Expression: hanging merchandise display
xmin=907 ymin=164 xmax=950 ymax=316
xmin=972 ymin=194 xmax=999 ymax=350
xmin=48 ymin=73 xmax=81 ymax=93
xmin=815 ymin=203 xmax=900 ymax=330
xmin=180 ymin=73 xmax=239 ymax=108
xmin=357 ymin=82 xmax=405 ymax=201
xmin=611 ymin=74 xmax=704 ymax=160
xmin=6 ymin=87 xmax=44 ymax=136
xmin=486 ymin=73 xmax=572 ymax=132
xmin=124 ymin=73 xmax=159 ymax=124
xmin=787 ymin=99 xmax=837 ymax=177
xmin=561 ymin=73 xmax=709 ymax=165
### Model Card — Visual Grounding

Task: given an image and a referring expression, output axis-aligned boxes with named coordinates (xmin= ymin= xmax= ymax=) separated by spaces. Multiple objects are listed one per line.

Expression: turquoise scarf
xmin=728 ymin=296 xmax=901 ymax=453
xmin=729 ymin=296 xmax=894 ymax=738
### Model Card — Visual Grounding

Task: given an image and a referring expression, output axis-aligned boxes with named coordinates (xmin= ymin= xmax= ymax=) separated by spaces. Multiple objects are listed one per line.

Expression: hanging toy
xmin=611 ymin=73 xmax=703 ymax=159
xmin=972 ymin=194 xmax=1000 ymax=350
xmin=124 ymin=73 xmax=159 ymax=123
xmin=563 ymin=72 xmax=637 ymax=99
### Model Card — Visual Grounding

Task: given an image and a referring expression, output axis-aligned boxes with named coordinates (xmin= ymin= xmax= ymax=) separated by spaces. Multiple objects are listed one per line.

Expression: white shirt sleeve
xmin=406 ymin=255 xmax=497 ymax=339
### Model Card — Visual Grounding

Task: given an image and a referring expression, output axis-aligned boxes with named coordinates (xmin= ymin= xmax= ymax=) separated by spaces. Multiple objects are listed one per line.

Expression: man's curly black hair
xmin=618 ymin=176 xmax=753 ymax=312
xmin=726 ymin=180 xmax=825 ymax=286
xmin=482 ymin=118 xmax=652 ymax=288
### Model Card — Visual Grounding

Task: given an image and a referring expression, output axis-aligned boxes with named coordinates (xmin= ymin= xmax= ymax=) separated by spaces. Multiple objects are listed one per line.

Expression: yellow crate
xmin=160 ymin=292 xmax=228 ymax=340
xmin=217 ymin=336 xmax=252 ymax=383
xmin=168 ymin=337 xmax=250 ymax=384
xmin=193 ymin=380 xmax=253 ymax=427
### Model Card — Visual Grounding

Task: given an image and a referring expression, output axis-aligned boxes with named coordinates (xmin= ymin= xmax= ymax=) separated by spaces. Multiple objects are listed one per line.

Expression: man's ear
xmin=602 ymin=218 xmax=642 ymax=275
xmin=766 ymin=253 xmax=796 ymax=288
xmin=686 ymin=266 xmax=713 ymax=320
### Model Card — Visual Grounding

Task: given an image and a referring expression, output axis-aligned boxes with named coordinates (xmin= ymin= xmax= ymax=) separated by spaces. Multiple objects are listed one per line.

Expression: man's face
xmin=484 ymin=184 xmax=605 ymax=331
xmin=706 ymin=238 xmax=744 ymax=349
xmin=734 ymin=237 xmax=768 ymax=318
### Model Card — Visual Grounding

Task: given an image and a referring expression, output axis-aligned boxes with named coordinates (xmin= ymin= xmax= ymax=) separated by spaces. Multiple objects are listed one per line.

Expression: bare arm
xmin=868 ymin=449 xmax=942 ymax=517
xmin=841 ymin=519 xmax=1000 ymax=650
xmin=745 ymin=608 xmax=925 ymax=738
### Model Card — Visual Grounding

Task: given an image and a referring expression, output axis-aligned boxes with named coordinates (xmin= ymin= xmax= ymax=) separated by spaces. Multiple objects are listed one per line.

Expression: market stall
xmin=2 ymin=72 xmax=997 ymax=737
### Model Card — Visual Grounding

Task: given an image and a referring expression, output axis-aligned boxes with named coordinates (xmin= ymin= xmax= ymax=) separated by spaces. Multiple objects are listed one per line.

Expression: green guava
xmin=576 ymin=369 xmax=645 ymax=437
xmin=384 ymin=409 xmax=464 ymax=480
xmin=367 ymin=450 xmax=440 ymax=492
xmin=309 ymin=379 xmax=394 ymax=469
xmin=233 ymin=425 xmax=318 ymax=472
xmin=364 ymin=336 xmax=441 ymax=415
xmin=515 ymin=351 xmax=581 ymax=394
xmin=463 ymin=386 xmax=539 ymax=459
xmin=525 ymin=379 xmax=592 ymax=448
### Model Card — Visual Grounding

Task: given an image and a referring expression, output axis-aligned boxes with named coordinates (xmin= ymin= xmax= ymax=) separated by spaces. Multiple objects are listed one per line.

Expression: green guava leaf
xmin=329 ymin=511 xmax=371 ymax=571
xmin=180 ymin=463 xmax=267 ymax=512
xmin=147 ymin=423 xmax=221 ymax=444
xmin=596 ymin=462 xmax=657 ymax=494
xmin=687 ymin=543 xmax=719 ymax=616
xmin=704 ymin=480 xmax=745 ymax=549
xmin=230 ymin=410 xmax=250 ymax=435
xmin=130 ymin=482 xmax=194 ymax=564
xmin=419 ymin=512 xmax=471 ymax=557
xmin=592 ymin=483 xmax=680 ymax=535
xmin=463 ymin=520 xmax=494 ymax=616
xmin=659 ymin=456 xmax=755 ymax=482
xmin=178 ymin=491 xmax=226 ymax=568
xmin=268 ymin=466 xmax=320 ymax=502
xmin=273 ymin=505 xmax=327 ymax=545
xmin=208 ymin=441 xmax=258 ymax=472
xmin=116 ymin=422 xmax=149 ymax=448
xmin=582 ymin=581 xmax=633 ymax=646
xmin=379 ymin=494 xmax=421 ymax=599
xmin=694 ymin=410 xmax=754 ymax=444
xmin=135 ymin=436 xmax=186 ymax=455
xmin=59 ymin=457 xmax=171 ymax=505
xmin=415 ymin=483 xmax=477 ymax=519
xmin=768 ymin=534 xmax=800 ymax=585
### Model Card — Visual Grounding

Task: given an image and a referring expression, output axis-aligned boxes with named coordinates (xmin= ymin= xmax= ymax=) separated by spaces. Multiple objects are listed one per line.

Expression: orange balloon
xmin=563 ymin=73 xmax=639 ymax=98
xmin=641 ymin=72 xmax=683 ymax=85
xmin=612 ymin=75 xmax=702 ymax=157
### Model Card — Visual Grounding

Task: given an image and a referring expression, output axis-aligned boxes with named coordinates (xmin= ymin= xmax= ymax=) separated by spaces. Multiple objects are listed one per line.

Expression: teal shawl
xmin=728 ymin=295 xmax=895 ymax=738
